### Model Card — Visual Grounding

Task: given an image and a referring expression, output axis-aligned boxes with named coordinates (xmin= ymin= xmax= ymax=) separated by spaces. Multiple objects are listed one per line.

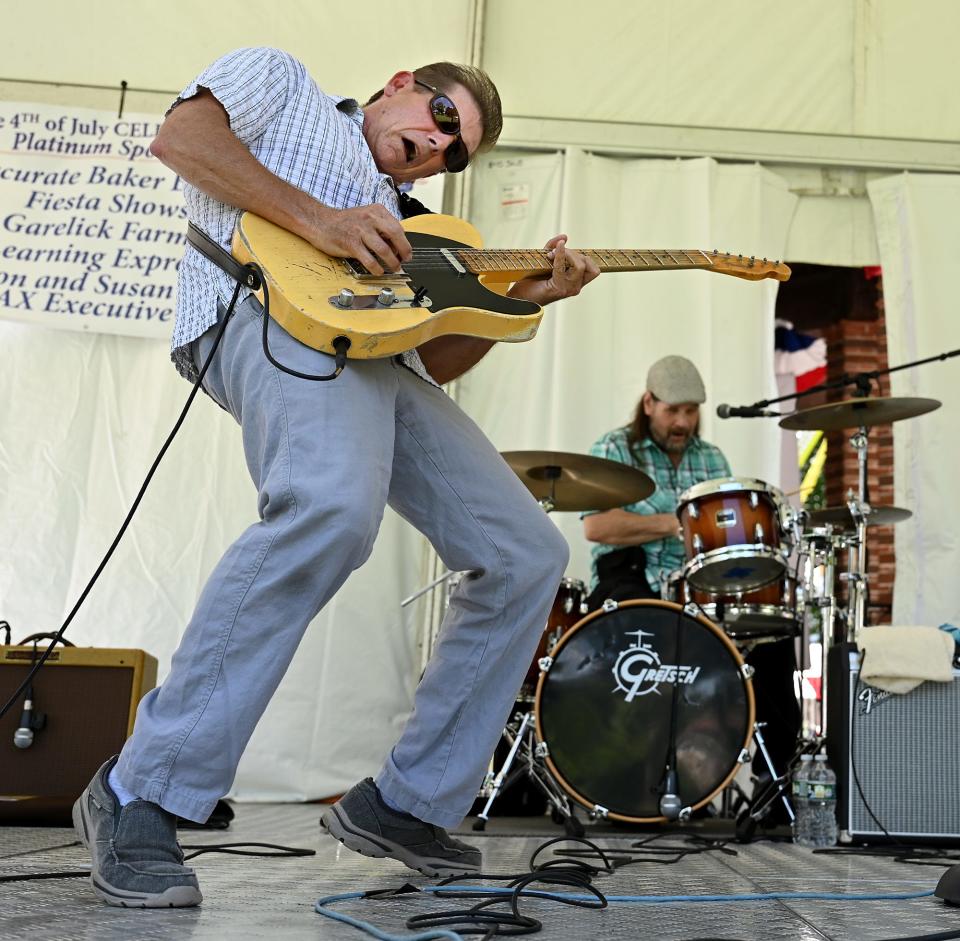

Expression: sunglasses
xmin=414 ymin=79 xmax=470 ymax=174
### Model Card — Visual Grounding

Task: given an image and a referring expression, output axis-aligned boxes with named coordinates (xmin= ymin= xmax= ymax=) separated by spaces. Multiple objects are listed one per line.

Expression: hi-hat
xmin=779 ymin=396 xmax=940 ymax=431
xmin=501 ymin=450 xmax=654 ymax=512
xmin=806 ymin=505 xmax=912 ymax=530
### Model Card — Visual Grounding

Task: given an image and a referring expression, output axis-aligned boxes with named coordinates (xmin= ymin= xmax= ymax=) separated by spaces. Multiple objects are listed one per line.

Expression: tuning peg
xmin=763 ymin=257 xmax=768 ymax=263
xmin=749 ymin=255 xmax=755 ymax=266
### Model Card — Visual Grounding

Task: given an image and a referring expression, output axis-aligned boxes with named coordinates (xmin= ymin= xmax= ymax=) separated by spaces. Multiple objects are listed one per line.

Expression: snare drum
xmin=668 ymin=571 xmax=803 ymax=643
xmin=523 ymin=577 xmax=586 ymax=691
xmin=535 ymin=599 xmax=755 ymax=822
xmin=677 ymin=477 xmax=790 ymax=594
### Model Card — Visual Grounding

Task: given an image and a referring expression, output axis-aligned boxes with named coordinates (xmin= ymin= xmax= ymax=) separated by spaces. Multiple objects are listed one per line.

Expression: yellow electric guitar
xmin=231 ymin=212 xmax=790 ymax=359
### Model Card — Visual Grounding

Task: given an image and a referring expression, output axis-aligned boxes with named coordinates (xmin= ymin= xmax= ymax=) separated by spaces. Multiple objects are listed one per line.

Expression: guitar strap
xmin=186 ymin=222 xmax=262 ymax=291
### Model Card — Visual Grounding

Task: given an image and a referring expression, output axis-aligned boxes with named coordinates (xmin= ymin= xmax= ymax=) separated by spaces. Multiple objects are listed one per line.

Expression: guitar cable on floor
xmin=5 ymin=830 xmax=958 ymax=941
xmin=313 ymin=835 xmax=960 ymax=941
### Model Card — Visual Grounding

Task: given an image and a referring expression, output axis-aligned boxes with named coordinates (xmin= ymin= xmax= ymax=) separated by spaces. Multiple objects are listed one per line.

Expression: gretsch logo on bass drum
xmin=612 ymin=629 xmax=702 ymax=702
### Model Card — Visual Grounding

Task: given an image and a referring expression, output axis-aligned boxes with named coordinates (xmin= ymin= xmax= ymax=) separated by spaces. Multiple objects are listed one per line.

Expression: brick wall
xmin=821 ymin=317 xmax=895 ymax=624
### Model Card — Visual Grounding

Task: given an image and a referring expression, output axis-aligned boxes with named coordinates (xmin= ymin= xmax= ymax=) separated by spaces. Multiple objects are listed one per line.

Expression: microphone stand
xmin=738 ymin=345 xmax=960 ymax=413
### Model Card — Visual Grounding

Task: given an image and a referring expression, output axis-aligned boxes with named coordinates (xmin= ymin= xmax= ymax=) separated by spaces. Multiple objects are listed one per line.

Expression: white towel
xmin=858 ymin=625 xmax=956 ymax=694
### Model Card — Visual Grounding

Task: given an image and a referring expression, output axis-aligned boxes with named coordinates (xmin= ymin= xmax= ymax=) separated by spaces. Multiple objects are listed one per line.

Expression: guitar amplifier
xmin=826 ymin=643 xmax=960 ymax=844
xmin=0 ymin=645 xmax=157 ymax=824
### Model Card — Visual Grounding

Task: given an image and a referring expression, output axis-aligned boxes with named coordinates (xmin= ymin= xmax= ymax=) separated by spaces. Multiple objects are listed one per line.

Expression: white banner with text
xmin=0 ymin=102 xmax=183 ymax=338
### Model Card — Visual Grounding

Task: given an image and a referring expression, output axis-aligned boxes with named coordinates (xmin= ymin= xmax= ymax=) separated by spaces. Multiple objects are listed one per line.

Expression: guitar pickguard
xmin=403 ymin=232 xmax=541 ymax=318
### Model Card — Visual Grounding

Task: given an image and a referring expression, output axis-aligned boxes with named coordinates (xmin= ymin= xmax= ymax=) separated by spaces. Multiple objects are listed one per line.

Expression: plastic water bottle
xmin=806 ymin=751 xmax=838 ymax=848
xmin=791 ymin=753 xmax=814 ymax=846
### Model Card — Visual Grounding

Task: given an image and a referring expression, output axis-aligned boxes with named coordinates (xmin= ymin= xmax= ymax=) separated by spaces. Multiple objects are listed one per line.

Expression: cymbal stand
xmin=734 ymin=722 xmax=799 ymax=842
xmin=801 ymin=524 xmax=841 ymax=738
xmin=840 ymin=425 xmax=870 ymax=642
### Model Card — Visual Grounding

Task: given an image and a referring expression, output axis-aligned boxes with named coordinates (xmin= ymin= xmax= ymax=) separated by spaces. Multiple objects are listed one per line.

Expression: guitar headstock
xmin=708 ymin=251 xmax=791 ymax=282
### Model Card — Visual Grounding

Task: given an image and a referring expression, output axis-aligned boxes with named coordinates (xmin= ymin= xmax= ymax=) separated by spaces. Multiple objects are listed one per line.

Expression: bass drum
xmin=534 ymin=599 xmax=755 ymax=823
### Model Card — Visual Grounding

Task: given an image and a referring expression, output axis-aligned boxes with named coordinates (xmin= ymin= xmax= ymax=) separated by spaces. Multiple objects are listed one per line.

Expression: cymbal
xmin=501 ymin=450 xmax=655 ymax=512
xmin=806 ymin=505 xmax=912 ymax=530
xmin=779 ymin=396 xmax=940 ymax=431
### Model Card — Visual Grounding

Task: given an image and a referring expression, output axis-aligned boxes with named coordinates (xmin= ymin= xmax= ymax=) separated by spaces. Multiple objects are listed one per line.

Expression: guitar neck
xmin=456 ymin=248 xmax=790 ymax=283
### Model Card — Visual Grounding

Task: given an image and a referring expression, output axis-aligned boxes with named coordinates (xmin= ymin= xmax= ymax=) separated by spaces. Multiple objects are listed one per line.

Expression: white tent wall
xmin=484 ymin=0 xmax=960 ymax=144
xmin=868 ymin=174 xmax=960 ymax=628
xmin=457 ymin=151 xmax=797 ymax=587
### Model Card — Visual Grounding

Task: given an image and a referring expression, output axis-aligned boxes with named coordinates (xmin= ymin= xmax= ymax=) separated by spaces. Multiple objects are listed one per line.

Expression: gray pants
xmin=115 ymin=296 xmax=568 ymax=827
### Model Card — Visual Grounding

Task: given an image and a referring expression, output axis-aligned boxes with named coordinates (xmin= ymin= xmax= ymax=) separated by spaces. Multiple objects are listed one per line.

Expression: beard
xmin=651 ymin=427 xmax=692 ymax=454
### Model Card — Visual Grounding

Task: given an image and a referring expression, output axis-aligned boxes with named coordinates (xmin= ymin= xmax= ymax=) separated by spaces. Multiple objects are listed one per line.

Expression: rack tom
xmin=677 ymin=477 xmax=789 ymax=594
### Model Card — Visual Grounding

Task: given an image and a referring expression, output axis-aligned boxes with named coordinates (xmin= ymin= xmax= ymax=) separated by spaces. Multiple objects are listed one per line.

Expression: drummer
xmin=581 ymin=354 xmax=800 ymax=823
xmin=581 ymin=355 xmax=729 ymax=610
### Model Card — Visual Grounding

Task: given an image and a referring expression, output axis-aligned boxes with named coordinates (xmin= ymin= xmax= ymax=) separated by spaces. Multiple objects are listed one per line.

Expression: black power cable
xmin=0 ymin=248 xmax=353 ymax=726
xmin=0 ymin=277 xmax=245 ymax=725
xmin=0 ymin=841 xmax=315 ymax=884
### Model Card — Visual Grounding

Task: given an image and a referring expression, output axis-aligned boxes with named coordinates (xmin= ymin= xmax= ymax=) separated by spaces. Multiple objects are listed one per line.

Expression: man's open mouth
xmin=402 ymin=138 xmax=416 ymax=163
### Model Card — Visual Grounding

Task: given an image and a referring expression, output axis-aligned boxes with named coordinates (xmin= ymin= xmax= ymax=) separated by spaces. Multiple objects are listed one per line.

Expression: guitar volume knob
xmin=336 ymin=288 xmax=355 ymax=308
xmin=377 ymin=288 xmax=396 ymax=306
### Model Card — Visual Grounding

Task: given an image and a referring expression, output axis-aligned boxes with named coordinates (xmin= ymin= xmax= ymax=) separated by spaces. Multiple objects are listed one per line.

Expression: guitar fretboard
xmin=457 ymin=249 xmax=716 ymax=275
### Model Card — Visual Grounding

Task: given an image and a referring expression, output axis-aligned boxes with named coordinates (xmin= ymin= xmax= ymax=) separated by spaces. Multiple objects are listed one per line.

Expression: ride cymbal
xmin=806 ymin=505 xmax=912 ymax=530
xmin=501 ymin=450 xmax=655 ymax=512
xmin=779 ymin=397 xmax=941 ymax=431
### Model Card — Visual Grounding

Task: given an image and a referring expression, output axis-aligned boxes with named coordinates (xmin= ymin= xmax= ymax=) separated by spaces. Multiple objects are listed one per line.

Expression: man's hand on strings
xmin=308 ymin=204 xmax=412 ymax=276
xmin=507 ymin=235 xmax=600 ymax=306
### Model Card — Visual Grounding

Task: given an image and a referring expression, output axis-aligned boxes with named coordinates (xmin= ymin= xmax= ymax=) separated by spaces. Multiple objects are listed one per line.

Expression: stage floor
xmin=2 ymin=803 xmax=957 ymax=940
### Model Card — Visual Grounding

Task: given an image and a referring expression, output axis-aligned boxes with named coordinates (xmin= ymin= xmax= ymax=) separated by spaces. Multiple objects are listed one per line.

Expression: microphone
xmin=659 ymin=768 xmax=683 ymax=821
xmin=14 ymin=694 xmax=35 ymax=749
xmin=716 ymin=403 xmax=779 ymax=419
xmin=13 ymin=683 xmax=44 ymax=749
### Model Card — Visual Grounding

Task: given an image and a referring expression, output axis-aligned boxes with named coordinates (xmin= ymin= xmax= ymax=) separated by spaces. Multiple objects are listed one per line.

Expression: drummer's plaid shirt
xmin=582 ymin=426 xmax=731 ymax=594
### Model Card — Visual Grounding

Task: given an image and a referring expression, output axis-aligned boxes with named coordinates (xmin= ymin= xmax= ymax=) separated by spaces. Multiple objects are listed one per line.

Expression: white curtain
xmin=459 ymin=153 xmax=797 ymax=587
xmin=868 ymin=173 xmax=960 ymax=626
xmin=0 ymin=323 xmax=426 ymax=800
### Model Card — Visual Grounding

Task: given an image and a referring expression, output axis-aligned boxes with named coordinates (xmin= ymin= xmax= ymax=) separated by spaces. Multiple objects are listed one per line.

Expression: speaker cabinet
xmin=0 ymin=645 xmax=157 ymax=824
xmin=827 ymin=642 xmax=960 ymax=844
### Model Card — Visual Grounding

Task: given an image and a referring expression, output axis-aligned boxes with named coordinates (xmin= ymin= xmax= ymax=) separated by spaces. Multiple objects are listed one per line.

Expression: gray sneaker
xmin=72 ymin=756 xmax=202 ymax=908
xmin=320 ymin=778 xmax=481 ymax=878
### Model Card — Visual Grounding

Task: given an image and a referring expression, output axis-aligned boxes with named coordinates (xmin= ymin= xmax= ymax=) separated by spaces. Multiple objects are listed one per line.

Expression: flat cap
xmin=646 ymin=355 xmax=706 ymax=404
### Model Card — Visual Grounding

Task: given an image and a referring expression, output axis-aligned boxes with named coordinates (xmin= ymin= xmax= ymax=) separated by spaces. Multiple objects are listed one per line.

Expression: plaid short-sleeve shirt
xmin=583 ymin=426 xmax=731 ymax=592
xmin=168 ymin=46 xmax=434 ymax=386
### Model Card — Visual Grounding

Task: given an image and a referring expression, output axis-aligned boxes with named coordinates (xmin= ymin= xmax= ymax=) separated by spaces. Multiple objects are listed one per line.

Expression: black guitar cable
xmin=0 ymin=237 xmax=351 ymax=725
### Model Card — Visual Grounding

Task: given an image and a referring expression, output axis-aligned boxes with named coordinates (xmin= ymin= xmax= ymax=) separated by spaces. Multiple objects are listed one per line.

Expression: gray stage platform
xmin=2 ymin=804 xmax=958 ymax=940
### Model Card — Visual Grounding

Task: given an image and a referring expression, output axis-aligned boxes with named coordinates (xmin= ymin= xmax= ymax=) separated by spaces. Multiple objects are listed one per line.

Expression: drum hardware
xmin=472 ymin=707 xmax=585 ymax=836
xmin=733 ymin=726 xmax=815 ymax=844
xmin=400 ymin=568 xmax=461 ymax=608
